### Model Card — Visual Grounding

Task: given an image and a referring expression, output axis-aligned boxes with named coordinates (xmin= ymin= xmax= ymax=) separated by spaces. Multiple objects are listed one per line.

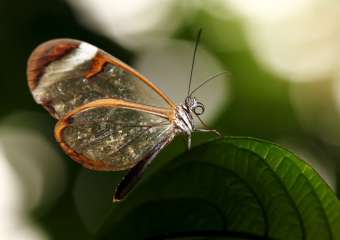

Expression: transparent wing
xmin=27 ymin=39 xmax=175 ymax=119
xmin=55 ymin=104 xmax=175 ymax=171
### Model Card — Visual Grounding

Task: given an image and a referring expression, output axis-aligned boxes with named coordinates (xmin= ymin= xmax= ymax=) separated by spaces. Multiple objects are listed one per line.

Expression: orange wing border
xmin=54 ymin=98 xmax=175 ymax=171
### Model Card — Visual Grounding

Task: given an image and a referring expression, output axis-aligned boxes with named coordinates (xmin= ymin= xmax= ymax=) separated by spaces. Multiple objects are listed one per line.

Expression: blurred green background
xmin=1 ymin=0 xmax=340 ymax=239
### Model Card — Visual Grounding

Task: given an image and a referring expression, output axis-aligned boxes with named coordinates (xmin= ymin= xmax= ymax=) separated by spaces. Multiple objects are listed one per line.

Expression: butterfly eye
xmin=193 ymin=102 xmax=205 ymax=115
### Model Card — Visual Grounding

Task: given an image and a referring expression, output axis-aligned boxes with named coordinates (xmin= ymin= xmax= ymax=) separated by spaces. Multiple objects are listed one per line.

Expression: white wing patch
xmin=33 ymin=42 xmax=98 ymax=103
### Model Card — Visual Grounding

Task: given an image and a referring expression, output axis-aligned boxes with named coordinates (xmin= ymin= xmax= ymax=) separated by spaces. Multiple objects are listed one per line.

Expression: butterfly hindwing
xmin=55 ymin=99 xmax=175 ymax=171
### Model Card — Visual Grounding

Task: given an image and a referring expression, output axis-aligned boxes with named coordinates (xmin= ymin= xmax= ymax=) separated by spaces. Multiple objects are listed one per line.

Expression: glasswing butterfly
xmin=26 ymin=30 xmax=224 ymax=201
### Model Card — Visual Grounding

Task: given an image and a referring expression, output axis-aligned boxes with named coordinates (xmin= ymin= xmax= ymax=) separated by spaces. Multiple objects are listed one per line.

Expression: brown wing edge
xmin=27 ymin=39 xmax=81 ymax=91
xmin=54 ymin=98 xmax=175 ymax=171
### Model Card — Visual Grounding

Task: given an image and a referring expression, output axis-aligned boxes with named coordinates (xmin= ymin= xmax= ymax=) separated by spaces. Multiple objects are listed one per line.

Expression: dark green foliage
xmin=97 ymin=137 xmax=340 ymax=240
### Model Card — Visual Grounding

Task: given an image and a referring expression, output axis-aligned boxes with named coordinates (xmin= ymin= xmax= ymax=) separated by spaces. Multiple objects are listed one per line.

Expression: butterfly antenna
xmin=189 ymin=71 xmax=229 ymax=96
xmin=187 ymin=29 xmax=202 ymax=96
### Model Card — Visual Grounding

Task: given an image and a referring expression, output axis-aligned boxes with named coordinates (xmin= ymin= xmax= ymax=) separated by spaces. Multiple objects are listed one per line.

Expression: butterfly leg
xmin=194 ymin=114 xmax=223 ymax=137
xmin=195 ymin=128 xmax=222 ymax=137
xmin=187 ymin=134 xmax=192 ymax=150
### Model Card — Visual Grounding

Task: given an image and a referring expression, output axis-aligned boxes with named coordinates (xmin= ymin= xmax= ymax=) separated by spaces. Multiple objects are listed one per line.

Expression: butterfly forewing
xmin=55 ymin=101 xmax=175 ymax=171
xmin=27 ymin=39 xmax=175 ymax=119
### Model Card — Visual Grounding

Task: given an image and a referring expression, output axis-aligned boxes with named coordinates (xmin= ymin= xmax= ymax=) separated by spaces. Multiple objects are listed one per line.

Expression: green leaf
xmin=96 ymin=137 xmax=340 ymax=240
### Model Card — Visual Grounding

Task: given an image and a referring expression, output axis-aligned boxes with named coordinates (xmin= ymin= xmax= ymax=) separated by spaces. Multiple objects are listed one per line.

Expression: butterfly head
xmin=184 ymin=96 xmax=205 ymax=116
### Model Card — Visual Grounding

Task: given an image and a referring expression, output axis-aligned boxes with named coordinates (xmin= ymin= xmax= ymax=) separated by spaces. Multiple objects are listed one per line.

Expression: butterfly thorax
xmin=174 ymin=104 xmax=194 ymax=135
